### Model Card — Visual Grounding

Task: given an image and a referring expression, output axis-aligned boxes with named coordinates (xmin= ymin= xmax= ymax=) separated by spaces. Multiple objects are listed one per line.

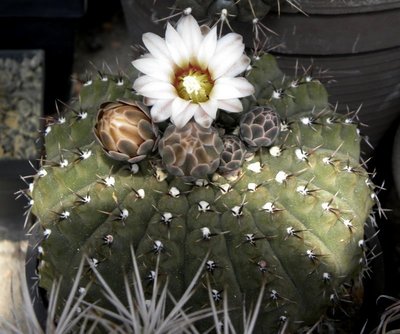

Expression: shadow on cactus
xmin=28 ymin=11 xmax=378 ymax=334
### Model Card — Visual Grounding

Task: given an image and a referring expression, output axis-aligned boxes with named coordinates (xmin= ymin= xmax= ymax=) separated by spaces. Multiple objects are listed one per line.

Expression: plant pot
xmin=393 ymin=120 xmax=400 ymax=195
xmin=282 ymin=0 xmax=400 ymax=14
xmin=0 ymin=48 xmax=48 ymax=326
xmin=0 ymin=50 xmax=44 ymax=159
xmin=0 ymin=0 xmax=86 ymax=115
xmin=381 ymin=117 xmax=400 ymax=298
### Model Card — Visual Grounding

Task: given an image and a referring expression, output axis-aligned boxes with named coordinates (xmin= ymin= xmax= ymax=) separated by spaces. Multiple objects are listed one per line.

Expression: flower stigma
xmin=176 ymin=67 xmax=213 ymax=103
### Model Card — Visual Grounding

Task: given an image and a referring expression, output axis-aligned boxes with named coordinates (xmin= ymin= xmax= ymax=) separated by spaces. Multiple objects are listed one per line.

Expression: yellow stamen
xmin=176 ymin=67 xmax=213 ymax=103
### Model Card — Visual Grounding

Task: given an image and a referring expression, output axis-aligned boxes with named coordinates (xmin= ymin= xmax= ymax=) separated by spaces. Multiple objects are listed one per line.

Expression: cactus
xmin=29 ymin=16 xmax=376 ymax=333
xmin=174 ymin=0 xmax=283 ymax=22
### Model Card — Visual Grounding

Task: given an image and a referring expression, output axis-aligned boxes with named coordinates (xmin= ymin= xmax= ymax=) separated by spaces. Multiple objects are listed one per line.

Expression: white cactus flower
xmin=132 ymin=14 xmax=254 ymax=128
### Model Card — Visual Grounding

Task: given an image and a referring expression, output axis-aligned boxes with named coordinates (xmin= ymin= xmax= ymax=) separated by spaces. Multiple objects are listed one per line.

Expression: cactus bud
xmin=94 ymin=100 xmax=158 ymax=163
xmin=158 ymin=122 xmax=223 ymax=180
xmin=239 ymin=106 xmax=280 ymax=151
xmin=218 ymin=135 xmax=247 ymax=176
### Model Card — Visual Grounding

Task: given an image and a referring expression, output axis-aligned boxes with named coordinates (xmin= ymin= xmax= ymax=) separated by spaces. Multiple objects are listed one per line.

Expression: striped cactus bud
xmin=240 ymin=106 xmax=280 ymax=151
xmin=94 ymin=100 xmax=158 ymax=163
xmin=158 ymin=122 xmax=224 ymax=180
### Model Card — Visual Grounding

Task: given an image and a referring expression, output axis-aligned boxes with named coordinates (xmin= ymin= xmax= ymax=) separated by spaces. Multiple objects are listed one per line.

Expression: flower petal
xmin=133 ymin=75 xmax=158 ymax=92
xmin=131 ymin=15 xmax=255 ymax=130
xmin=171 ymin=100 xmax=196 ymax=128
xmin=208 ymin=33 xmax=244 ymax=79
xmin=194 ymin=107 xmax=213 ymax=128
xmin=217 ymin=98 xmax=243 ymax=113
xmin=142 ymin=32 xmax=174 ymax=64
xmin=144 ymin=97 xmax=158 ymax=106
xmin=222 ymin=55 xmax=251 ymax=78
xmin=210 ymin=77 xmax=255 ymax=100
xmin=150 ymin=99 xmax=173 ymax=122
xmin=215 ymin=32 xmax=243 ymax=51
xmin=199 ymin=99 xmax=218 ymax=119
xmin=136 ymin=81 xmax=177 ymax=99
xmin=165 ymin=22 xmax=189 ymax=68
xmin=132 ymin=57 xmax=174 ymax=82
xmin=176 ymin=15 xmax=202 ymax=63
xmin=171 ymin=97 xmax=191 ymax=119
xmin=197 ymin=26 xmax=217 ymax=70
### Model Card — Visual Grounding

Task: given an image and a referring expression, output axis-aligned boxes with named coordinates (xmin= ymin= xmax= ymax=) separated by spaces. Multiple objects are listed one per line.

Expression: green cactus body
xmin=31 ymin=54 xmax=374 ymax=332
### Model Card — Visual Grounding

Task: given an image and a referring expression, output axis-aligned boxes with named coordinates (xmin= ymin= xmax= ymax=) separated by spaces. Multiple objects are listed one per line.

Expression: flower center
xmin=175 ymin=67 xmax=213 ymax=103
xmin=182 ymin=76 xmax=202 ymax=95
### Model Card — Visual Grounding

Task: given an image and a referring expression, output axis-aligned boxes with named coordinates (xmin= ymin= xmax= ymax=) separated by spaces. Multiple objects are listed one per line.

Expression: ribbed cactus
xmin=174 ymin=0 xmax=282 ymax=22
xmin=30 ymin=47 xmax=374 ymax=332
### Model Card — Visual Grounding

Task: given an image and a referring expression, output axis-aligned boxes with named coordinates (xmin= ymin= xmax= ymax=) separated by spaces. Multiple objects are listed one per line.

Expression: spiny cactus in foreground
xmin=28 ymin=13 xmax=377 ymax=333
